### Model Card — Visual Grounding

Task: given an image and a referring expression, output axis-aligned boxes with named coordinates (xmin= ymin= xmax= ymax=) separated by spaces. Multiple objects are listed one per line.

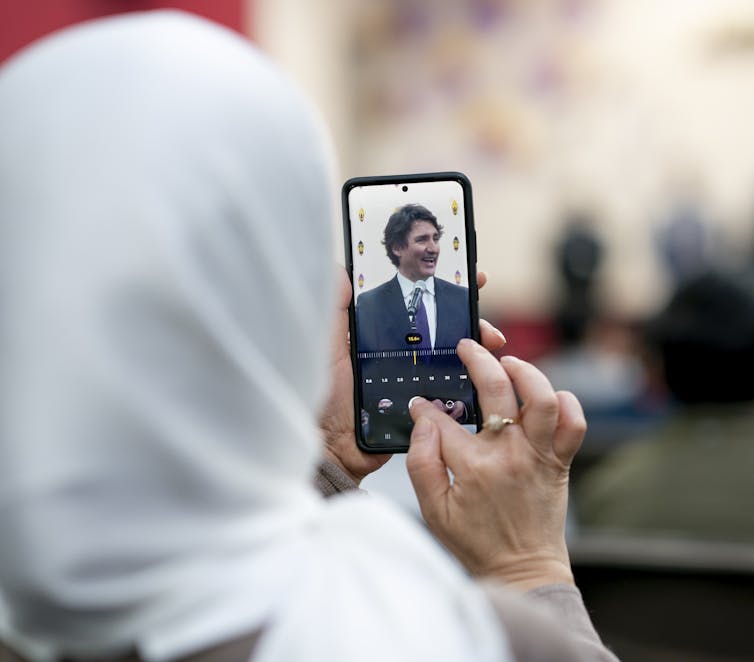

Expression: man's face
xmin=393 ymin=220 xmax=441 ymax=282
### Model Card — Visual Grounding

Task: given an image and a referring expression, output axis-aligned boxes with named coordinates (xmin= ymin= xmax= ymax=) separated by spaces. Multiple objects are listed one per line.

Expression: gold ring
xmin=483 ymin=415 xmax=517 ymax=432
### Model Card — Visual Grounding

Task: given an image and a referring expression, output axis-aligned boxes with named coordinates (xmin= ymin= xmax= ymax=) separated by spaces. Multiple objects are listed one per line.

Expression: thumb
xmin=407 ymin=415 xmax=450 ymax=522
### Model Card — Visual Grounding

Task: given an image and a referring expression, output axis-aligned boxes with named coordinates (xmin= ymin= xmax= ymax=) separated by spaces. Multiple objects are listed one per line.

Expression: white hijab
xmin=0 ymin=12 xmax=510 ymax=662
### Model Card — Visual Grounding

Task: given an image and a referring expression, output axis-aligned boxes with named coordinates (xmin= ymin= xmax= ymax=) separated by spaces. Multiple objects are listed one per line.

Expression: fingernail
xmin=493 ymin=327 xmax=507 ymax=344
xmin=408 ymin=396 xmax=426 ymax=410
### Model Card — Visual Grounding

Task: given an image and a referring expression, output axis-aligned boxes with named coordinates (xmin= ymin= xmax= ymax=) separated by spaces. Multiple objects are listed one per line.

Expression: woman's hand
xmin=319 ymin=268 xmax=506 ymax=485
xmin=319 ymin=268 xmax=391 ymax=484
xmin=406 ymin=339 xmax=586 ymax=592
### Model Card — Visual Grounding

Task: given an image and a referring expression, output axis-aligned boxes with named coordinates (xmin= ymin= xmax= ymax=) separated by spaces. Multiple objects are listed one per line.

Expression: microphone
xmin=407 ymin=281 xmax=427 ymax=329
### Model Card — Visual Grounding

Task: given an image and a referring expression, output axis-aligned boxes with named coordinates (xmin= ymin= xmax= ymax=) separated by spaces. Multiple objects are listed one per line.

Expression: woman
xmin=0 ymin=12 xmax=615 ymax=661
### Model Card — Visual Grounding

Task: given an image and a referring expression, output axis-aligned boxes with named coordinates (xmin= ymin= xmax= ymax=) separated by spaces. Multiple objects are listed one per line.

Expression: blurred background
xmin=3 ymin=1 xmax=754 ymax=659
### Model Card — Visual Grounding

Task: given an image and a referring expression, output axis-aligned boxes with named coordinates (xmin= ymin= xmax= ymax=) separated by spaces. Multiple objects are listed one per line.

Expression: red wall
xmin=0 ymin=0 xmax=250 ymax=65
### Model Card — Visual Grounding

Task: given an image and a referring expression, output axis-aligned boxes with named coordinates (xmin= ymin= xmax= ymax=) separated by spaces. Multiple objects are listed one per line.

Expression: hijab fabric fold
xmin=0 ymin=12 xmax=510 ymax=662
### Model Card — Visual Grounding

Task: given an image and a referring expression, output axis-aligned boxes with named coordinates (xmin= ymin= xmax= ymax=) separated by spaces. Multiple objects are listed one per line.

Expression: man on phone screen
xmin=356 ymin=204 xmax=471 ymax=426
xmin=356 ymin=203 xmax=469 ymax=355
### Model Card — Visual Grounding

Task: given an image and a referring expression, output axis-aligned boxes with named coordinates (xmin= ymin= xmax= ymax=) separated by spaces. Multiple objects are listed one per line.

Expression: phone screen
xmin=342 ymin=172 xmax=481 ymax=453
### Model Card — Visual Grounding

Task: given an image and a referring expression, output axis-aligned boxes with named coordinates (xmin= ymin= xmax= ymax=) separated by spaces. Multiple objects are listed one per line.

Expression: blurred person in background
xmin=575 ymin=270 xmax=754 ymax=541
xmin=0 ymin=11 xmax=617 ymax=662
xmin=655 ymin=191 xmax=720 ymax=288
xmin=553 ymin=216 xmax=603 ymax=348
xmin=537 ymin=218 xmax=649 ymax=420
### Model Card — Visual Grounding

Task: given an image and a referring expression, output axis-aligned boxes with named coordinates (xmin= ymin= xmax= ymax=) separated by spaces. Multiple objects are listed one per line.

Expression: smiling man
xmin=355 ymin=204 xmax=473 ymax=437
xmin=355 ymin=204 xmax=470 ymax=356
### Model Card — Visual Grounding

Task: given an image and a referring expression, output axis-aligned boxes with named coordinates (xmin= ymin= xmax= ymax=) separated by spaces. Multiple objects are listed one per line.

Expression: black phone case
xmin=342 ymin=172 xmax=481 ymax=453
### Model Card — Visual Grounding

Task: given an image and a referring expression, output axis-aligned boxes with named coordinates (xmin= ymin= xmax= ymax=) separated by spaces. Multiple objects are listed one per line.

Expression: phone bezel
xmin=342 ymin=171 xmax=481 ymax=453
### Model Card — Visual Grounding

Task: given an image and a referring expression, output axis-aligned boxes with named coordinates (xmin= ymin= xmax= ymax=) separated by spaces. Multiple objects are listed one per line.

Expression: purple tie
xmin=414 ymin=290 xmax=432 ymax=353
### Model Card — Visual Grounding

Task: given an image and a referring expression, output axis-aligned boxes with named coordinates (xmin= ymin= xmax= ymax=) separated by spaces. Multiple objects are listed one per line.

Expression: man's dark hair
xmin=382 ymin=204 xmax=444 ymax=268
xmin=647 ymin=271 xmax=754 ymax=404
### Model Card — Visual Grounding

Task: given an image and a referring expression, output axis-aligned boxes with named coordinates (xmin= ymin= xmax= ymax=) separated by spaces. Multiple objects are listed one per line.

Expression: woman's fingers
xmin=448 ymin=400 xmax=466 ymax=421
xmin=552 ymin=390 xmax=587 ymax=467
xmin=406 ymin=400 xmax=467 ymax=525
xmin=499 ymin=356 xmax=560 ymax=453
xmin=456 ymin=339 xmax=518 ymax=424
xmin=409 ymin=396 xmax=472 ymax=452
xmin=479 ymin=318 xmax=507 ymax=358
xmin=329 ymin=266 xmax=352 ymax=355
xmin=477 ymin=271 xmax=508 ymax=357
xmin=335 ymin=265 xmax=352 ymax=314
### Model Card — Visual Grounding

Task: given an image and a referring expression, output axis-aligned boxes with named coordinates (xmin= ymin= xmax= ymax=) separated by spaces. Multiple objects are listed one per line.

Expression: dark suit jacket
xmin=355 ymin=275 xmax=470 ymax=354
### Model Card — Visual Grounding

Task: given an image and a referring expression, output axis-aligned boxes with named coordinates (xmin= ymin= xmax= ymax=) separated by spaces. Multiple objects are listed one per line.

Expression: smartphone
xmin=342 ymin=172 xmax=481 ymax=453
